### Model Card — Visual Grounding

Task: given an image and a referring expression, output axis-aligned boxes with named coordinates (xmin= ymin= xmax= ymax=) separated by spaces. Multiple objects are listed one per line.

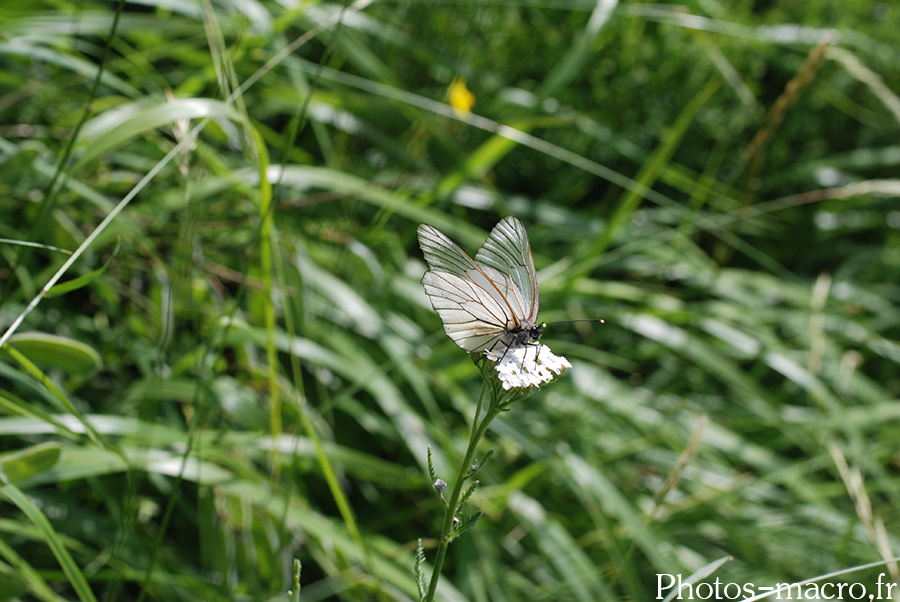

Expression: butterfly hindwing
xmin=422 ymin=270 xmax=510 ymax=351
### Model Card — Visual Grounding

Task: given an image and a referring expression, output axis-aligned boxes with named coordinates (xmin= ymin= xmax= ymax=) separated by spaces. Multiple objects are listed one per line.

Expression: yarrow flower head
xmin=484 ymin=344 xmax=572 ymax=390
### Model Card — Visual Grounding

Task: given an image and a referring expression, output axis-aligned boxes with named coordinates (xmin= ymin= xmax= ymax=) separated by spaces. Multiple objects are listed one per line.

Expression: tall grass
xmin=1 ymin=0 xmax=900 ymax=600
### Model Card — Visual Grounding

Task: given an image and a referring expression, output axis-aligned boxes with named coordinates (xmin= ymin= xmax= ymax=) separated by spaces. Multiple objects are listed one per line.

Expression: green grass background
xmin=2 ymin=0 xmax=900 ymax=600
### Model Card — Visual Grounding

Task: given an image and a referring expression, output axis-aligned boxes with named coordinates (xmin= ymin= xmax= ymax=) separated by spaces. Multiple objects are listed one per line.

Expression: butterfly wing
xmin=418 ymin=223 xmax=522 ymax=352
xmin=473 ymin=216 xmax=539 ymax=325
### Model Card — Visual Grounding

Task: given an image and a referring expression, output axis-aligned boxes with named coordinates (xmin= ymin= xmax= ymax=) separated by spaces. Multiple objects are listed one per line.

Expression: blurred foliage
xmin=1 ymin=0 xmax=900 ymax=600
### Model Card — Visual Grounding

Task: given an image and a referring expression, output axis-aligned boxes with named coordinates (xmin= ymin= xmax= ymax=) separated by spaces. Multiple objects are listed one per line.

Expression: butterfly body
xmin=417 ymin=217 xmax=542 ymax=354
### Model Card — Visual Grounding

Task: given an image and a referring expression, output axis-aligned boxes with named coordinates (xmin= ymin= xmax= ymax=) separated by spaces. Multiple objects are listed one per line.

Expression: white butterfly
xmin=417 ymin=216 xmax=544 ymax=354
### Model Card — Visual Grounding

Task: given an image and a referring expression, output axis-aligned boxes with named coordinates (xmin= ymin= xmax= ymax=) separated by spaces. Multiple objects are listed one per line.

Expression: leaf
xmin=73 ymin=97 xmax=239 ymax=167
xmin=5 ymin=333 xmax=102 ymax=374
xmin=1 ymin=484 xmax=99 ymax=602
xmin=0 ymin=442 xmax=61 ymax=487
xmin=447 ymin=510 xmax=482 ymax=542
xmin=415 ymin=539 xmax=428 ymax=601
xmin=45 ymin=239 xmax=119 ymax=297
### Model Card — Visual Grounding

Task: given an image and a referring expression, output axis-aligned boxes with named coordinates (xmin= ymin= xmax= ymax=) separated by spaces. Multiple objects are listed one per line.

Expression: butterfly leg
xmin=489 ymin=339 xmax=514 ymax=365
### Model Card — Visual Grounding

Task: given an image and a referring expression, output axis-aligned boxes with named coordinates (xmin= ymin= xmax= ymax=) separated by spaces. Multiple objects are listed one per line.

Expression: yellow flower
xmin=448 ymin=76 xmax=475 ymax=117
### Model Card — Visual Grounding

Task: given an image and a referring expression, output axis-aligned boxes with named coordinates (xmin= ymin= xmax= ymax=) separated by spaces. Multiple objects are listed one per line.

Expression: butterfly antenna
xmin=542 ymin=319 xmax=605 ymax=327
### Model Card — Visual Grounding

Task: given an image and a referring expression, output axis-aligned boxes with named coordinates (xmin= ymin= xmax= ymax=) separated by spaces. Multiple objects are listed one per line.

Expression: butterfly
xmin=417 ymin=216 xmax=545 ymax=354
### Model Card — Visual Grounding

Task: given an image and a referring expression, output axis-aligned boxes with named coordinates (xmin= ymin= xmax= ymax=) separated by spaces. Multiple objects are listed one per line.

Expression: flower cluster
xmin=484 ymin=344 xmax=572 ymax=390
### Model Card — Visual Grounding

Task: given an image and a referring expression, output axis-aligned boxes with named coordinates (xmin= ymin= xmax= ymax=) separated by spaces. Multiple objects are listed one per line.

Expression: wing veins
xmin=428 ymin=271 xmax=510 ymax=326
xmin=418 ymin=218 xmax=540 ymax=353
xmin=422 ymin=230 xmax=523 ymax=328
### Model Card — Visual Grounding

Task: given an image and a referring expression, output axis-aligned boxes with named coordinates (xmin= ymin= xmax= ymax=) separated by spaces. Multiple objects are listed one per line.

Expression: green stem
xmin=423 ymin=381 xmax=499 ymax=602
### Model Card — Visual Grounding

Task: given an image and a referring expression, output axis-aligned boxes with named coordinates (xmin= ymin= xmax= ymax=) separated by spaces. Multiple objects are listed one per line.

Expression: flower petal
xmin=485 ymin=344 xmax=571 ymax=389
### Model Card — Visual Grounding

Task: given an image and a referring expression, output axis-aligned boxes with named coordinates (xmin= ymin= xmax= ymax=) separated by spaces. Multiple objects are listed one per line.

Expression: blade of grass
xmin=1 ymin=484 xmax=100 ymax=602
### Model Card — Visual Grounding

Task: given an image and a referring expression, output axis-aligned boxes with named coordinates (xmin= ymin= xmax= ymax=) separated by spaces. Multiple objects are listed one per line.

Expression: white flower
xmin=484 ymin=344 xmax=572 ymax=390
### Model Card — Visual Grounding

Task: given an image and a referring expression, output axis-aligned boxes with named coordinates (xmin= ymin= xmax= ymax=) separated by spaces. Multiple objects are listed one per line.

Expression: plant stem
xmin=423 ymin=381 xmax=497 ymax=602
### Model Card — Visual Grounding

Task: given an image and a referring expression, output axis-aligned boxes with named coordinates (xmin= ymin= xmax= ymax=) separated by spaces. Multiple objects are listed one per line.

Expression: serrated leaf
xmin=447 ymin=510 xmax=482 ymax=542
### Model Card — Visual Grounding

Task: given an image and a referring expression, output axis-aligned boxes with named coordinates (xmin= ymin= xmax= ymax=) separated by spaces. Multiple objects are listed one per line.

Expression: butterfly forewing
xmin=417 ymin=224 xmax=478 ymax=275
xmin=417 ymin=217 xmax=540 ymax=354
xmin=473 ymin=217 xmax=539 ymax=323
xmin=418 ymin=224 xmax=515 ymax=352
